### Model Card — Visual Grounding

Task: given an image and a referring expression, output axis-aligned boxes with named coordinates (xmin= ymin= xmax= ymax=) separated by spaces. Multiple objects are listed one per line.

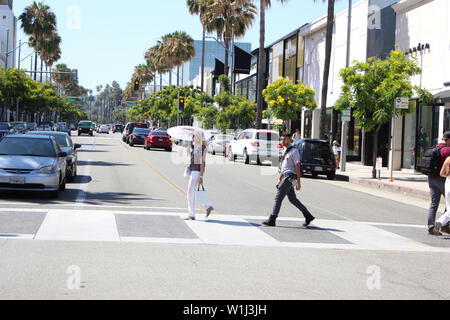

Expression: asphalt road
xmin=0 ymin=132 xmax=449 ymax=300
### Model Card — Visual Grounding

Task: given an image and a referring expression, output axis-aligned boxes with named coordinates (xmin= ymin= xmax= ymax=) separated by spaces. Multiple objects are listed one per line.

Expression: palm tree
xmin=255 ymin=0 xmax=288 ymax=130
xmin=38 ymin=29 xmax=61 ymax=83
xmin=161 ymin=31 xmax=196 ymax=87
xmin=316 ymin=0 xmax=335 ymax=141
xmin=203 ymin=0 xmax=256 ymax=77
xmin=145 ymin=43 xmax=169 ymax=91
xmin=187 ymin=0 xmax=212 ymax=93
xmin=19 ymin=1 xmax=57 ymax=81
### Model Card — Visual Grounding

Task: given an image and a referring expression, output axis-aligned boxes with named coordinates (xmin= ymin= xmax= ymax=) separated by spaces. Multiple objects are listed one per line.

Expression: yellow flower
xmin=288 ymin=100 xmax=292 ymax=105
xmin=306 ymin=101 xmax=312 ymax=107
xmin=295 ymin=103 xmax=299 ymax=107
xmin=263 ymin=110 xmax=266 ymax=114
xmin=397 ymin=84 xmax=401 ymax=89
xmin=269 ymin=100 xmax=276 ymax=107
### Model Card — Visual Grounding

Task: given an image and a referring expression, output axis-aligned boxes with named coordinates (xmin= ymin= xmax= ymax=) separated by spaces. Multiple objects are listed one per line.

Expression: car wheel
xmin=327 ymin=172 xmax=336 ymax=180
xmin=167 ymin=148 xmax=172 ymax=152
xmin=244 ymin=149 xmax=250 ymax=164
xmin=129 ymin=141 xmax=134 ymax=147
xmin=228 ymin=148 xmax=235 ymax=162
xmin=212 ymin=150 xmax=216 ymax=156
xmin=312 ymin=172 xmax=319 ymax=178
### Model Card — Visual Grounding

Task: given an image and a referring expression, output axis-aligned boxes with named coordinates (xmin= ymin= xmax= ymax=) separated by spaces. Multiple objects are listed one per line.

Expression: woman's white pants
xmin=187 ymin=171 xmax=212 ymax=218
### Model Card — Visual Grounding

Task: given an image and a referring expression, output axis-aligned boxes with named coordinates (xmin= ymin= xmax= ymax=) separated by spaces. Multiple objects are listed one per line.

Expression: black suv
xmin=113 ymin=124 xmax=124 ymax=133
xmin=292 ymin=139 xmax=336 ymax=180
xmin=123 ymin=122 xmax=149 ymax=144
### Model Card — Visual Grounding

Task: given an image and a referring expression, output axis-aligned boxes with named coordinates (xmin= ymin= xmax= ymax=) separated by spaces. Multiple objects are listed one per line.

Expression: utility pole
xmin=340 ymin=0 xmax=352 ymax=172
xmin=4 ymin=29 xmax=9 ymax=69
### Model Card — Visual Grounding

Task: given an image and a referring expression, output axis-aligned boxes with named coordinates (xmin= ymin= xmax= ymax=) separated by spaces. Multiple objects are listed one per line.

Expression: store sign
xmin=376 ymin=157 xmax=383 ymax=171
xmin=395 ymin=97 xmax=409 ymax=109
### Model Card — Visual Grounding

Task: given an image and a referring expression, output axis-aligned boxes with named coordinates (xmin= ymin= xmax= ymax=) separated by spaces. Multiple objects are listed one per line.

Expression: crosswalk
xmin=0 ymin=207 xmax=449 ymax=253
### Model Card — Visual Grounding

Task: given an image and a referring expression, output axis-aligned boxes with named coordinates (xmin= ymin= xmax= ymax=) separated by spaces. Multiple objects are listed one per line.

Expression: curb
xmin=344 ymin=176 xmax=431 ymax=201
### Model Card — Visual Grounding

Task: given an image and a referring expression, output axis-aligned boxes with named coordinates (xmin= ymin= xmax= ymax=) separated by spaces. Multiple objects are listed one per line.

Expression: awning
xmin=233 ymin=45 xmax=252 ymax=75
xmin=212 ymin=58 xmax=225 ymax=80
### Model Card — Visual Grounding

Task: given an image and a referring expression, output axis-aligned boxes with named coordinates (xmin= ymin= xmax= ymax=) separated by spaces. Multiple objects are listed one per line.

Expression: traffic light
xmin=178 ymin=98 xmax=185 ymax=112
xmin=134 ymin=80 xmax=140 ymax=91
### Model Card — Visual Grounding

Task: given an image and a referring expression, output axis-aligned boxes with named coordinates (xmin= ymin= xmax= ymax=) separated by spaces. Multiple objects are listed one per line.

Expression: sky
xmin=12 ymin=0 xmax=358 ymax=93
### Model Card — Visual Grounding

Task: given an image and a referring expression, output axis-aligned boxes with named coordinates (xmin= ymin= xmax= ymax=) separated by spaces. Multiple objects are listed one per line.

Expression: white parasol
xmin=167 ymin=126 xmax=212 ymax=142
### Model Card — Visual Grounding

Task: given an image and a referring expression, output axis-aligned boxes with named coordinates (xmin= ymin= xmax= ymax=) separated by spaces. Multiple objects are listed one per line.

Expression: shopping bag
xmin=195 ymin=185 xmax=210 ymax=207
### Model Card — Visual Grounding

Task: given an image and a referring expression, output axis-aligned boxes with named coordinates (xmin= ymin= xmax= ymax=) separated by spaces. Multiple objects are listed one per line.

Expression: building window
xmin=284 ymin=36 xmax=297 ymax=83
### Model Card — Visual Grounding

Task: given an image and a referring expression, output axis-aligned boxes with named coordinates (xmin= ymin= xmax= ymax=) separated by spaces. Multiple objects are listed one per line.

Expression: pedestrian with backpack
xmin=262 ymin=133 xmax=315 ymax=228
xmin=434 ymin=156 xmax=450 ymax=235
xmin=422 ymin=132 xmax=450 ymax=235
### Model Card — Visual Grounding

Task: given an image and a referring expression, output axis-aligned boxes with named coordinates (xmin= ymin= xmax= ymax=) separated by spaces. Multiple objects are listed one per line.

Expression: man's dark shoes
xmin=304 ymin=216 xmax=315 ymax=227
xmin=262 ymin=216 xmax=277 ymax=227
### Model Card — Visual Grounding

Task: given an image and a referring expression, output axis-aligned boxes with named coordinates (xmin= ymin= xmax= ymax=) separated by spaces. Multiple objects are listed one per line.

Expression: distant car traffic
xmin=28 ymin=131 xmax=81 ymax=182
xmin=78 ymin=121 xmax=94 ymax=136
xmin=123 ymin=122 xmax=149 ymax=144
xmin=12 ymin=122 xmax=28 ymax=134
xmin=113 ymin=124 xmax=124 ymax=133
xmin=0 ymin=135 xmax=68 ymax=197
xmin=207 ymin=134 xmax=234 ymax=155
xmin=27 ymin=123 xmax=38 ymax=131
xmin=129 ymin=128 xmax=151 ymax=146
xmin=227 ymin=129 xmax=280 ymax=165
xmin=0 ymin=123 xmax=14 ymax=139
xmin=291 ymin=139 xmax=336 ymax=180
xmin=56 ymin=122 xmax=72 ymax=136
xmin=99 ymin=125 xmax=110 ymax=134
xmin=145 ymin=131 xmax=172 ymax=152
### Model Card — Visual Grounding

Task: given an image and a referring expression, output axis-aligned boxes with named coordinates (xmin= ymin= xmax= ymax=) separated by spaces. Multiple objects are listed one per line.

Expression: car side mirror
xmin=74 ymin=144 xmax=82 ymax=149
xmin=58 ymin=152 xmax=68 ymax=158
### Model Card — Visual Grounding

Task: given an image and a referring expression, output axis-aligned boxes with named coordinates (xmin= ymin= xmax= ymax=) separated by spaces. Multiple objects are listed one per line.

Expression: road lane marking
xmin=35 ymin=210 xmax=120 ymax=242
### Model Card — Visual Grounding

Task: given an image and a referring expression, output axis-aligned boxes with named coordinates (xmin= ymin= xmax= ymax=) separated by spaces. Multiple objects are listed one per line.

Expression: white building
xmin=0 ymin=0 xmax=17 ymax=69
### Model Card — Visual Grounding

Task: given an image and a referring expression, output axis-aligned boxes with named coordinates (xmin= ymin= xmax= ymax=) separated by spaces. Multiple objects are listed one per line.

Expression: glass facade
xmin=235 ymin=74 xmax=257 ymax=103
xmin=416 ymin=104 xmax=439 ymax=169
xmin=284 ymin=36 xmax=297 ymax=83
xmin=268 ymin=41 xmax=284 ymax=84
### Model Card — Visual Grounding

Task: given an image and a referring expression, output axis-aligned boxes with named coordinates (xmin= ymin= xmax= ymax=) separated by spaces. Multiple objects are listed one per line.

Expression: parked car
xmin=0 ymin=123 xmax=14 ymax=140
xmin=28 ymin=131 xmax=81 ymax=182
xmin=99 ymin=125 xmax=110 ymax=134
xmin=113 ymin=124 xmax=124 ymax=133
xmin=0 ymin=135 xmax=67 ymax=197
xmin=208 ymin=134 xmax=234 ymax=155
xmin=123 ymin=122 xmax=149 ymax=144
xmin=12 ymin=122 xmax=28 ymax=134
xmin=129 ymin=128 xmax=151 ymax=146
xmin=291 ymin=139 xmax=336 ymax=180
xmin=36 ymin=124 xmax=52 ymax=132
xmin=227 ymin=129 xmax=280 ymax=165
xmin=56 ymin=122 xmax=72 ymax=136
xmin=145 ymin=131 xmax=172 ymax=152
xmin=78 ymin=120 xmax=94 ymax=136
xmin=27 ymin=123 xmax=38 ymax=131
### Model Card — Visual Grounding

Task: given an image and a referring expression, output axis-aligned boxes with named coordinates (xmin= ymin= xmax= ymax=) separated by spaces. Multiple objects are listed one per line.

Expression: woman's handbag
xmin=195 ymin=184 xmax=210 ymax=207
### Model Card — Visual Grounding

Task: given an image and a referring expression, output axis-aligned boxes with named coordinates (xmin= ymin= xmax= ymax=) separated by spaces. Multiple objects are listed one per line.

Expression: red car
xmin=145 ymin=131 xmax=172 ymax=152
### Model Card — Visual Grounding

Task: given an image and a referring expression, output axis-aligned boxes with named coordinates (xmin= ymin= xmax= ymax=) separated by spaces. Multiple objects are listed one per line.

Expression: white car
xmin=99 ymin=125 xmax=109 ymax=134
xmin=207 ymin=134 xmax=234 ymax=155
xmin=227 ymin=129 xmax=280 ymax=165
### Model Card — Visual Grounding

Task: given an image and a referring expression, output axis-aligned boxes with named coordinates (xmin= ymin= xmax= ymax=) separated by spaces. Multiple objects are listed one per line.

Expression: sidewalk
xmin=337 ymin=162 xmax=432 ymax=201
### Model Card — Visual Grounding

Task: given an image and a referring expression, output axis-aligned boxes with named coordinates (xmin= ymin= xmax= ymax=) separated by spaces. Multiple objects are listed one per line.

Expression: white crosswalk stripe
xmin=0 ymin=208 xmax=449 ymax=253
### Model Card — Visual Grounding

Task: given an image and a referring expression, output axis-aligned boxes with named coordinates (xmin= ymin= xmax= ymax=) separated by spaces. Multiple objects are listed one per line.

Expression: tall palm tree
xmin=187 ymin=0 xmax=212 ymax=93
xmin=161 ymin=31 xmax=196 ymax=87
xmin=255 ymin=0 xmax=288 ymax=129
xmin=38 ymin=29 xmax=61 ymax=83
xmin=203 ymin=0 xmax=256 ymax=77
xmin=19 ymin=1 xmax=57 ymax=81
xmin=316 ymin=0 xmax=335 ymax=141
xmin=145 ymin=43 xmax=169 ymax=91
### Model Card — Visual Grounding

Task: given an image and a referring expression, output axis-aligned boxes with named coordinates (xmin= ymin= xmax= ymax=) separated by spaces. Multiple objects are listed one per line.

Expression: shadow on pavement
xmin=77 ymin=160 xmax=133 ymax=167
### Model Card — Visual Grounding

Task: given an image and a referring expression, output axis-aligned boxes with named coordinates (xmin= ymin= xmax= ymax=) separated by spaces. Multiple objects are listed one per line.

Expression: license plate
xmin=159 ymin=139 xmax=163 ymax=142
xmin=314 ymin=167 xmax=323 ymax=172
xmin=10 ymin=176 xmax=25 ymax=185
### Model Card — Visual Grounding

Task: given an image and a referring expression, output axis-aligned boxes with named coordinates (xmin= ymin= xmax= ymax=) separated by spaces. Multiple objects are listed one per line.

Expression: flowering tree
xmin=263 ymin=77 xmax=317 ymax=130
xmin=335 ymin=50 xmax=433 ymax=178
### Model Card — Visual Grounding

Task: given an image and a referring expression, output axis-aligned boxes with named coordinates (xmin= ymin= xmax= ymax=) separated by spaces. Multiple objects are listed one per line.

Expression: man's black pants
xmin=271 ymin=175 xmax=313 ymax=220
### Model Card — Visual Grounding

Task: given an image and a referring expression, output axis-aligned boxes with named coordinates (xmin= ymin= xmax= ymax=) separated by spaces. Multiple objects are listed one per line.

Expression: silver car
xmin=207 ymin=134 xmax=234 ymax=155
xmin=0 ymin=135 xmax=68 ymax=197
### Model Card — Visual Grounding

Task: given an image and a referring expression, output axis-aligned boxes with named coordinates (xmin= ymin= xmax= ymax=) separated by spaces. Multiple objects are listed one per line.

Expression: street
xmin=0 ymin=132 xmax=449 ymax=300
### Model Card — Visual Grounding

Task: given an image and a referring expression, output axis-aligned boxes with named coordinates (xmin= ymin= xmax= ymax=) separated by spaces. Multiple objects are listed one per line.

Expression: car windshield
xmin=152 ymin=131 xmax=169 ymax=136
xmin=0 ymin=124 xmax=10 ymax=130
xmin=0 ymin=138 xmax=56 ymax=157
xmin=134 ymin=123 xmax=149 ymax=129
xmin=27 ymin=123 xmax=36 ymax=129
xmin=134 ymin=129 xmax=151 ymax=135
xmin=217 ymin=135 xmax=234 ymax=141
xmin=255 ymin=132 xmax=280 ymax=142
xmin=79 ymin=122 xmax=92 ymax=126
xmin=302 ymin=142 xmax=333 ymax=159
